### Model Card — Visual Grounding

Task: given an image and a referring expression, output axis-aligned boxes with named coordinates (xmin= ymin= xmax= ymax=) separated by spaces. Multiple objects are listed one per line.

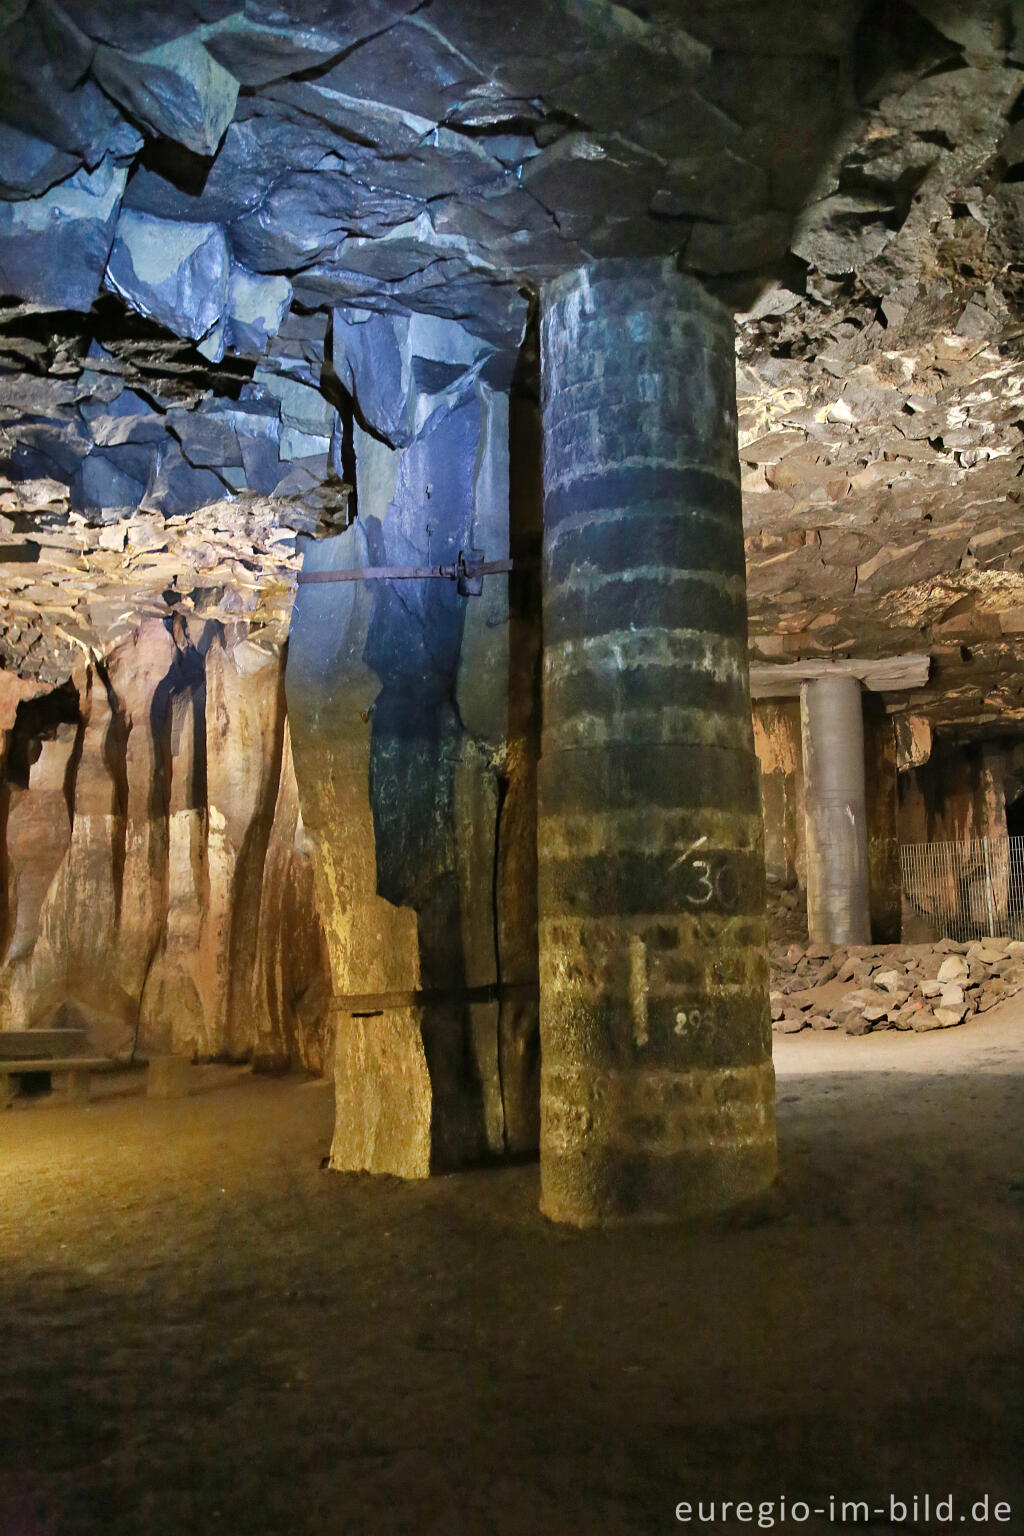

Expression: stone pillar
xmin=287 ymin=364 xmax=540 ymax=1177
xmin=800 ymin=675 xmax=871 ymax=946
xmin=537 ymin=257 xmax=776 ymax=1226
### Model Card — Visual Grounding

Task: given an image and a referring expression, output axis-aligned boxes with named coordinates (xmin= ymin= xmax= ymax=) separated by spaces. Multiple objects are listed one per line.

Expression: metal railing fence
xmin=900 ymin=835 xmax=1024 ymax=943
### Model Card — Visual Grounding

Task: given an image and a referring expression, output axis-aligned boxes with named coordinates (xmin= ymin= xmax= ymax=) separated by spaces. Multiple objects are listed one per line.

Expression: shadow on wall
xmin=0 ymin=618 xmax=331 ymax=1070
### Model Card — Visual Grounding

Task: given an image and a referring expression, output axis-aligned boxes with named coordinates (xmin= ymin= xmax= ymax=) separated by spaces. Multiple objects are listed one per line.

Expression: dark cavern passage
xmin=0 ymin=0 xmax=1022 ymax=1531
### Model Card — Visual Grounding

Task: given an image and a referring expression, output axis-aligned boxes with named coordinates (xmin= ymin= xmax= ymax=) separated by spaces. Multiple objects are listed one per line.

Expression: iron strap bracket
xmin=297 ymin=548 xmax=523 ymax=597
xmin=328 ymin=980 xmax=539 ymax=1018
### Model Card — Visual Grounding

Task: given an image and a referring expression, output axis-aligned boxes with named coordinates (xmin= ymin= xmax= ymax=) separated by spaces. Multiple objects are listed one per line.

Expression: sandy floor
xmin=1 ymin=1006 xmax=1021 ymax=1536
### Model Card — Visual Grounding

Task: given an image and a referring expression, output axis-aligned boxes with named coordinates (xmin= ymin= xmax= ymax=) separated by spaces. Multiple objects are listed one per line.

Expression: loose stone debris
xmin=770 ymin=937 xmax=1024 ymax=1035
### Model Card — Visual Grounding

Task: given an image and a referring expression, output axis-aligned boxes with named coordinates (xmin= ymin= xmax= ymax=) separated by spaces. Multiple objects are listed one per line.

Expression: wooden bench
xmin=0 ymin=1028 xmax=87 ymax=1061
xmin=0 ymin=1055 xmax=137 ymax=1108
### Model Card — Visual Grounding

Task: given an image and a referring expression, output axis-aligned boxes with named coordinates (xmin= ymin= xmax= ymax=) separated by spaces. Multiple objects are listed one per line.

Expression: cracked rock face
xmin=0 ymin=617 xmax=332 ymax=1067
xmin=0 ymin=0 xmax=1020 ymax=732
xmin=0 ymin=482 xmax=327 ymax=683
xmin=0 ymin=0 xmax=867 ymax=550
xmin=0 ymin=0 xmax=863 ymax=342
xmin=738 ymin=5 xmax=1024 ymax=731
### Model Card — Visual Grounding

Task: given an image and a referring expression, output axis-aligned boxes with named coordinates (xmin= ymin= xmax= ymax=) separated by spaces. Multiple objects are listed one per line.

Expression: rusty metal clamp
xmin=296 ymin=547 xmax=520 ymax=596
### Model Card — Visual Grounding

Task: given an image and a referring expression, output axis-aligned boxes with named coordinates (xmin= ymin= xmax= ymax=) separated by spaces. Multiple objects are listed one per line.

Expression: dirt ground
xmin=1 ymin=1005 xmax=1021 ymax=1536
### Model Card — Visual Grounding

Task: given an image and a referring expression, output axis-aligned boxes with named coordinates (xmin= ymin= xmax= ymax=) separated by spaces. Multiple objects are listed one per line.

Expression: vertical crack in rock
xmin=0 ymin=617 xmax=330 ymax=1068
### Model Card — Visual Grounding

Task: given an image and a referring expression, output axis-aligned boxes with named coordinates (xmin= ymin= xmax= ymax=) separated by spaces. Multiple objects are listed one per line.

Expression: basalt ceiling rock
xmin=0 ymin=299 xmax=347 ymax=517
xmin=0 ymin=0 xmax=866 ymax=354
xmin=0 ymin=0 xmax=864 ymax=526
xmin=0 ymin=158 xmax=130 ymax=311
xmin=0 ymin=0 xmax=1021 ymax=738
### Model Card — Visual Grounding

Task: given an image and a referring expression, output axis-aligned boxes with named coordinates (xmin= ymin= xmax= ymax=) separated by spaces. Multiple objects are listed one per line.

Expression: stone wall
xmin=753 ymin=700 xmax=805 ymax=889
xmin=864 ymin=696 xmax=901 ymax=945
xmin=0 ymin=617 xmax=330 ymax=1069
xmin=897 ymin=734 xmax=1024 ymax=940
xmin=898 ymin=736 xmax=1024 ymax=847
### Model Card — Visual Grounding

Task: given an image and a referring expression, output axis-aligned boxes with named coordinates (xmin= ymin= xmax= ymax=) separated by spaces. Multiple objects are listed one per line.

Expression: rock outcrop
xmin=0 ymin=0 xmax=865 ymax=354
xmin=0 ymin=468 xmax=344 ymax=685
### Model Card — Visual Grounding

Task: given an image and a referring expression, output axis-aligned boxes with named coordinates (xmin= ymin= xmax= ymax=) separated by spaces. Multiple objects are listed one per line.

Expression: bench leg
xmin=54 ymin=1069 xmax=91 ymax=1106
xmin=148 ymin=1057 xmax=192 ymax=1099
xmin=0 ymin=1077 xmax=12 ymax=1110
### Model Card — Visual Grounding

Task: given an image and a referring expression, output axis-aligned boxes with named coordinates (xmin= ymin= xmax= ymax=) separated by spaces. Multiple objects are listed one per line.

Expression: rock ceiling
xmin=0 ymin=0 xmax=865 ymax=338
xmin=738 ymin=5 xmax=1024 ymax=733
xmin=0 ymin=0 xmax=1021 ymax=734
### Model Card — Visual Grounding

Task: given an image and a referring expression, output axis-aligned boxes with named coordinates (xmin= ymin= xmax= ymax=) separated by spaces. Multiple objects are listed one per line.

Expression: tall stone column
xmin=800 ymin=675 xmax=871 ymax=946
xmin=538 ymin=257 xmax=776 ymax=1226
xmin=287 ymin=356 xmax=540 ymax=1177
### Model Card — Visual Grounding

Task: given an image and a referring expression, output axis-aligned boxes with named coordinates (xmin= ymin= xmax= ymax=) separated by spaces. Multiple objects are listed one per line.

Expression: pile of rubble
xmin=766 ymin=879 xmax=808 ymax=947
xmin=770 ymin=937 xmax=1024 ymax=1035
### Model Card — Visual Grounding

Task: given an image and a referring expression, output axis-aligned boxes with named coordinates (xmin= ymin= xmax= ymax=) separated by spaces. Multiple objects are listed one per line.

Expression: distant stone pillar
xmin=800 ymin=675 xmax=871 ymax=946
xmin=537 ymin=257 xmax=776 ymax=1226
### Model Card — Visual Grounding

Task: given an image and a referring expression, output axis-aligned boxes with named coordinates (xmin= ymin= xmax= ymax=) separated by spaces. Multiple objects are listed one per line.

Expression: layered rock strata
xmin=738 ymin=14 xmax=1024 ymax=729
